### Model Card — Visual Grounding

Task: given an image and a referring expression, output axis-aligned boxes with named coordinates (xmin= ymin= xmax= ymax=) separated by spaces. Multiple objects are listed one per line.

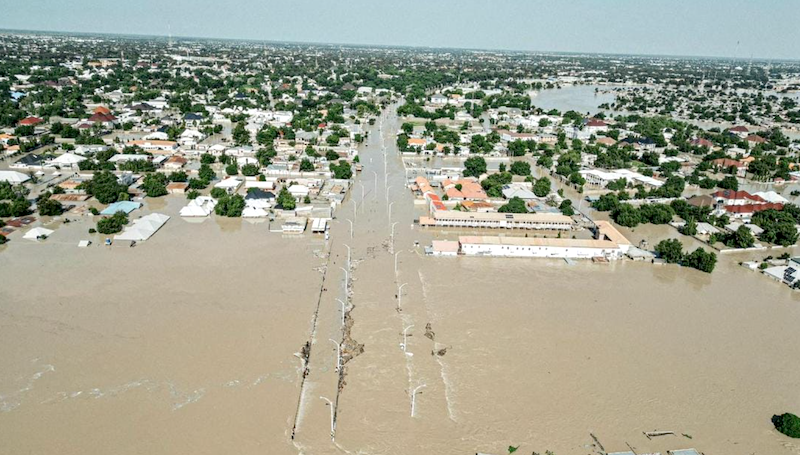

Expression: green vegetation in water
xmin=773 ymin=413 xmax=800 ymax=438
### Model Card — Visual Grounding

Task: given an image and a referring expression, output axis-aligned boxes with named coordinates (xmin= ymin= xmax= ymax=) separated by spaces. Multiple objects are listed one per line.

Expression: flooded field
xmin=532 ymin=85 xmax=617 ymax=115
xmin=2 ymin=105 xmax=800 ymax=455
xmin=0 ymin=197 xmax=327 ymax=455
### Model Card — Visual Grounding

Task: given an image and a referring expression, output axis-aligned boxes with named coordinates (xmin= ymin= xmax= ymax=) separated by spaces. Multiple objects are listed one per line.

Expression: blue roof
xmin=100 ymin=201 xmax=142 ymax=216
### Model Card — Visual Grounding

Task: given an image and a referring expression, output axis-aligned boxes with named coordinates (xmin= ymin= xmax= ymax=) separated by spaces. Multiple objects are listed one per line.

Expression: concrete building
xmin=420 ymin=210 xmax=573 ymax=230
xmin=458 ymin=221 xmax=631 ymax=259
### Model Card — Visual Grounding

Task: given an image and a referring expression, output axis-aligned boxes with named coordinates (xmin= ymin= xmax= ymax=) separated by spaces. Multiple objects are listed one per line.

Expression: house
xmin=407 ymin=138 xmax=427 ymax=149
xmin=88 ymin=112 xmax=116 ymax=125
xmin=282 ymin=217 xmax=307 ymax=233
xmin=245 ymin=189 xmax=275 ymax=208
xmin=710 ymin=158 xmax=747 ymax=176
xmin=429 ymin=94 xmax=448 ymax=106
xmin=585 ymin=118 xmax=608 ymax=134
xmin=686 ymin=195 xmax=717 ymax=209
xmin=214 ymin=177 xmax=243 ymax=194
xmin=18 ymin=116 xmax=43 ymax=127
xmin=579 ymin=169 xmax=663 ymax=189
xmin=288 ymin=184 xmax=310 ymax=200
xmin=745 ymin=135 xmax=766 ymax=146
xmin=0 ymin=170 xmax=31 ymax=184
xmin=729 ymin=125 xmax=749 ymax=138
xmin=712 ymin=190 xmax=766 ymax=206
xmin=691 ymin=138 xmax=714 ymax=149
xmin=100 ymin=201 xmax=142 ymax=216
xmin=596 ymin=137 xmax=616 ymax=147
xmin=428 ymin=240 xmax=459 ymax=256
xmin=48 ymin=153 xmax=86 ymax=169
xmin=163 ymin=155 xmax=187 ymax=171
xmin=166 ymin=182 xmax=189 ymax=194
xmin=180 ymin=196 xmax=217 ymax=217
xmin=501 ymin=184 xmax=537 ymax=201
xmin=127 ymin=140 xmax=178 ymax=154
xmin=712 ymin=189 xmax=784 ymax=217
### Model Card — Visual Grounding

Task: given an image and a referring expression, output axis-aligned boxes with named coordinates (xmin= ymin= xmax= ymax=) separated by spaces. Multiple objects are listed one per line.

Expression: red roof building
xmin=88 ymin=113 xmax=116 ymax=123
xmin=18 ymin=116 xmax=43 ymax=126
xmin=745 ymin=135 xmax=766 ymax=144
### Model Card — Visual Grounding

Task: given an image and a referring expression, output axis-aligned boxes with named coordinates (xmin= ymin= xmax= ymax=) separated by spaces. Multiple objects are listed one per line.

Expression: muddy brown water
xmin=2 ymin=106 xmax=800 ymax=455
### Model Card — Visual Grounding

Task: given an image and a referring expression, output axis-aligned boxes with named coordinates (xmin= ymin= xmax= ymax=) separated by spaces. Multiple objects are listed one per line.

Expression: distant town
xmin=2 ymin=31 xmax=800 ymax=455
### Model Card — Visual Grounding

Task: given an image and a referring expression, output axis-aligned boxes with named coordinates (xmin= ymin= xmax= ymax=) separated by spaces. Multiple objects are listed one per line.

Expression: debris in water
xmin=424 ymin=323 xmax=435 ymax=341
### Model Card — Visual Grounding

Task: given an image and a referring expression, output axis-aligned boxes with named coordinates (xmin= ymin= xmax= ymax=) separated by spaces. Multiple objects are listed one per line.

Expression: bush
xmin=498 ymin=197 xmax=527 ymax=213
xmin=241 ymin=163 xmax=260 ymax=176
xmin=463 ymin=156 xmax=487 ymax=178
xmin=142 ymin=173 xmax=168 ymax=198
xmin=612 ymin=203 xmax=641 ymax=228
xmin=655 ymin=239 xmax=684 ymax=263
xmin=96 ymin=211 xmax=128 ymax=234
xmin=38 ymin=198 xmax=64 ymax=216
xmin=773 ymin=413 xmax=800 ymax=438
xmin=532 ymin=177 xmax=551 ymax=197
xmin=214 ymin=194 xmax=245 ymax=217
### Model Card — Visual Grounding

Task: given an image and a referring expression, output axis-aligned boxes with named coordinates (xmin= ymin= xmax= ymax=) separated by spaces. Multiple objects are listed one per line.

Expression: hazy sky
xmin=2 ymin=0 xmax=798 ymax=60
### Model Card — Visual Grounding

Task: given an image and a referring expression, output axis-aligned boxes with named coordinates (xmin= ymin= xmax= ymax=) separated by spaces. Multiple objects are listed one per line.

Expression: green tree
xmin=680 ymin=217 xmax=698 ymax=236
xmin=96 ymin=211 xmax=128 ymax=234
xmin=718 ymin=176 xmax=739 ymax=190
xmin=37 ymin=197 xmax=64 ymax=216
xmin=169 ymin=171 xmax=188 ymax=182
xmin=299 ymin=158 xmax=315 ymax=172
xmin=326 ymin=150 xmax=340 ymax=161
xmin=232 ymin=122 xmax=251 ymax=146
xmin=241 ymin=163 xmax=260 ymax=176
xmin=683 ymin=247 xmax=717 ymax=273
xmin=330 ymin=161 xmax=353 ymax=180
xmin=498 ymin=197 xmax=527 ymax=213
xmin=532 ymin=177 xmax=551 ymax=198
xmin=773 ymin=413 xmax=800 ymax=438
xmin=225 ymin=163 xmax=238 ymax=176
xmin=142 ymin=173 xmax=168 ymax=197
xmin=727 ymin=225 xmax=755 ymax=249
xmin=326 ymin=134 xmax=340 ymax=146
xmin=199 ymin=164 xmax=216 ymax=182
xmin=509 ymin=161 xmax=531 ymax=176
xmin=463 ymin=156 xmax=487 ymax=178
xmin=559 ymin=199 xmax=575 ymax=216
xmin=277 ymin=187 xmax=296 ymax=210
xmin=612 ymin=203 xmax=642 ymax=228
xmin=214 ymin=194 xmax=245 ymax=217
xmin=655 ymin=239 xmax=684 ymax=263
xmin=80 ymin=171 xmax=128 ymax=204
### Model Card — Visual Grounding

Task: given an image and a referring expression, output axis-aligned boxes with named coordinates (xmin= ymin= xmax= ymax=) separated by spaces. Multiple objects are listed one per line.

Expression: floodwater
xmin=532 ymin=85 xmax=617 ymax=115
xmin=2 ymin=104 xmax=800 ymax=455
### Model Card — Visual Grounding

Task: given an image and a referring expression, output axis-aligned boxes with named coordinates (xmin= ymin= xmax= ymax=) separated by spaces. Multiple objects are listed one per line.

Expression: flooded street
xmin=2 ymin=104 xmax=800 ymax=455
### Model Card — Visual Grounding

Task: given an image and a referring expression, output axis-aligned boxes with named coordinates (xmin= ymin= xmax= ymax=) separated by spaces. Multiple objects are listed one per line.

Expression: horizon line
xmin=1 ymin=27 xmax=798 ymax=64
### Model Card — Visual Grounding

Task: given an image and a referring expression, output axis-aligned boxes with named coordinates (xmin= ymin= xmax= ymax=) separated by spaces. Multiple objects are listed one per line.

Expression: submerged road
xmin=290 ymin=103 xmax=451 ymax=453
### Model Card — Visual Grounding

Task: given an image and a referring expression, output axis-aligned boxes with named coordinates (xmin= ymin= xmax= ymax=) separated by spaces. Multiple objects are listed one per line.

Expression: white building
xmin=459 ymin=221 xmax=631 ymax=260
xmin=420 ymin=210 xmax=573 ymax=231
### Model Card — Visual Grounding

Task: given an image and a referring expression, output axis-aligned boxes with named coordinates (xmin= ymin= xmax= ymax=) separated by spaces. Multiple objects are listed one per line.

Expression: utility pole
xmin=320 ymin=396 xmax=335 ymax=440
xmin=397 ymin=282 xmax=408 ymax=310
xmin=330 ymin=339 xmax=341 ymax=372
xmin=335 ymin=298 xmax=346 ymax=329
xmin=402 ymin=323 xmax=414 ymax=354
xmin=411 ymin=383 xmax=426 ymax=417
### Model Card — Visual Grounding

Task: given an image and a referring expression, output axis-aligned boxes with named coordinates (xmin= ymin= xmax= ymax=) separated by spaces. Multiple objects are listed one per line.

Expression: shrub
xmin=773 ymin=413 xmax=800 ymax=438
